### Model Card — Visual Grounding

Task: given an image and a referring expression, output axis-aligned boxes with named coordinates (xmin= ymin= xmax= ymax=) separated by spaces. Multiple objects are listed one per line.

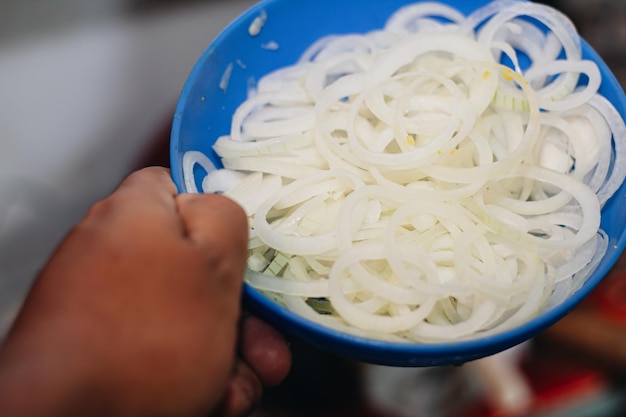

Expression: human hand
xmin=0 ymin=167 xmax=291 ymax=417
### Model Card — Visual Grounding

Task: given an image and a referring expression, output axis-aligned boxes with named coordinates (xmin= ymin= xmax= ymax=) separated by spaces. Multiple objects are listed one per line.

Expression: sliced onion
xmin=181 ymin=0 xmax=624 ymax=343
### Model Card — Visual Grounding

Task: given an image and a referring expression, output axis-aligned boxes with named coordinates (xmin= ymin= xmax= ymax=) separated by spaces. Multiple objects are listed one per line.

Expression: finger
xmin=84 ymin=167 xmax=181 ymax=230
xmin=210 ymin=360 xmax=263 ymax=417
xmin=116 ymin=166 xmax=177 ymax=194
xmin=113 ymin=167 xmax=178 ymax=208
xmin=176 ymin=193 xmax=248 ymax=296
xmin=239 ymin=315 xmax=292 ymax=387
xmin=176 ymin=193 xmax=248 ymax=252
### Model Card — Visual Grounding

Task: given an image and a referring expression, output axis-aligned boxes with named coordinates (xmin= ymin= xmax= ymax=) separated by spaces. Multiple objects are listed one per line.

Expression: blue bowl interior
xmin=171 ymin=0 xmax=626 ymax=366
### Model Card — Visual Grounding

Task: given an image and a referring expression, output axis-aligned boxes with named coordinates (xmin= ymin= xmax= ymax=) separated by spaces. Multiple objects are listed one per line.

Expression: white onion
xmin=182 ymin=0 xmax=625 ymax=342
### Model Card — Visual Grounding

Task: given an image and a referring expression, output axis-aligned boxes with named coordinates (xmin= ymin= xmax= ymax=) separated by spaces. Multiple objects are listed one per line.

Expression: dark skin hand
xmin=0 ymin=167 xmax=291 ymax=417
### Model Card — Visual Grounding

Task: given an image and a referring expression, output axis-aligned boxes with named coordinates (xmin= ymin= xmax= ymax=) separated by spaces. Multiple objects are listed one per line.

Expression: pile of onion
xmin=183 ymin=0 xmax=626 ymax=342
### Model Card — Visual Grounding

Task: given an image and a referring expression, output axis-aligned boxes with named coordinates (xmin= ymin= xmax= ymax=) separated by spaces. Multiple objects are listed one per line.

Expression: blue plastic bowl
xmin=171 ymin=0 xmax=626 ymax=366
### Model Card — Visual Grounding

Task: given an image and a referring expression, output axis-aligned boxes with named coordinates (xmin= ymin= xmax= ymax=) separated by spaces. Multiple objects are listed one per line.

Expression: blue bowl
xmin=170 ymin=0 xmax=626 ymax=366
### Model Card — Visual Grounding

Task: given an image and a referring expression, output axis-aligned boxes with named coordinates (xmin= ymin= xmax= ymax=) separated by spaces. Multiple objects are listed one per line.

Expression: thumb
xmin=176 ymin=193 xmax=249 ymax=298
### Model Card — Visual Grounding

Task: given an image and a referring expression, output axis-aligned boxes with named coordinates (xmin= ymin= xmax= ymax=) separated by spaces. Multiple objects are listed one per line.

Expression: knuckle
xmin=127 ymin=166 xmax=171 ymax=183
xmin=84 ymin=196 xmax=116 ymax=222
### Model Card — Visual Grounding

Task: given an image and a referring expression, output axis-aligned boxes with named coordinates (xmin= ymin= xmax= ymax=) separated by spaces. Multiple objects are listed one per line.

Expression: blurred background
xmin=0 ymin=0 xmax=624 ymax=416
